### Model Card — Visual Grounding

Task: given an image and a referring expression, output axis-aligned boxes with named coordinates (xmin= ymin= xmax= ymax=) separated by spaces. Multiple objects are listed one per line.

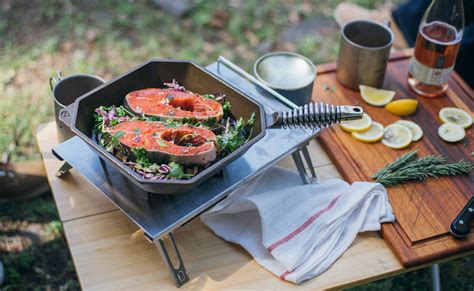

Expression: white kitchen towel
xmin=201 ymin=166 xmax=394 ymax=284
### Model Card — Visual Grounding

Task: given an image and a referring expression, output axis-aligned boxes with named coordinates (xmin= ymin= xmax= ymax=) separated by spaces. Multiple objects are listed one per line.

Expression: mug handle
xmin=49 ymin=70 xmax=63 ymax=91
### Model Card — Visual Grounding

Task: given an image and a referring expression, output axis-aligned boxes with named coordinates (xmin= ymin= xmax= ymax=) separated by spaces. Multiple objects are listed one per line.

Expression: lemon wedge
xmin=439 ymin=107 xmax=472 ymax=128
xmin=385 ymin=99 xmax=418 ymax=116
xmin=382 ymin=123 xmax=413 ymax=149
xmin=352 ymin=122 xmax=384 ymax=143
xmin=395 ymin=120 xmax=424 ymax=142
xmin=339 ymin=113 xmax=372 ymax=132
xmin=359 ymin=85 xmax=395 ymax=106
xmin=438 ymin=123 xmax=466 ymax=142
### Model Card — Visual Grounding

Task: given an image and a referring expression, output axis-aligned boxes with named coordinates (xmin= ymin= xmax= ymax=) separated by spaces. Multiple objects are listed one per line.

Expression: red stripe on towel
xmin=280 ymin=271 xmax=291 ymax=280
xmin=268 ymin=194 xmax=341 ymax=253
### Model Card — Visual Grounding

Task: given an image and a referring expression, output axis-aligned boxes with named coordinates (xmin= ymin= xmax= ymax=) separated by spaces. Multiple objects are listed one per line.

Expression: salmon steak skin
xmin=106 ymin=120 xmax=217 ymax=165
xmin=125 ymin=88 xmax=224 ymax=122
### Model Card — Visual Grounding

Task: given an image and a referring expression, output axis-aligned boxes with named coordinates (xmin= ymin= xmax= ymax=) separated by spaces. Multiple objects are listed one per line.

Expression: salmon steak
xmin=107 ymin=120 xmax=217 ymax=165
xmin=125 ymin=88 xmax=224 ymax=122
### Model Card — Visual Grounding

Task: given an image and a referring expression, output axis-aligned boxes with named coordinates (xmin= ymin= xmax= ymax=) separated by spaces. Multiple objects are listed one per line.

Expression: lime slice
xmin=395 ymin=120 xmax=424 ymax=142
xmin=359 ymin=85 xmax=395 ymax=106
xmin=352 ymin=122 xmax=384 ymax=143
xmin=439 ymin=107 xmax=472 ymax=128
xmin=340 ymin=113 xmax=372 ymax=133
xmin=385 ymin=99 xmax=418 ymax=116
xmin=438 ymin=123 xmax=466 ymax=142
xmin=382 ymin=123 xmax=412 ymax=149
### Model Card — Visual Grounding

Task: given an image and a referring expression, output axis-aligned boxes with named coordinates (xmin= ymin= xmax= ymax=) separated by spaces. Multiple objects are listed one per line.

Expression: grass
xmin=0 ymin=195 xmax=79 ymax=290
xmin=0 ymin=0 xmax=472 ymax=289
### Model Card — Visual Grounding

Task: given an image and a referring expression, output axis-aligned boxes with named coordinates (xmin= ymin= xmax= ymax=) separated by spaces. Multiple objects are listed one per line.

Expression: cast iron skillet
xmin=58 ymin=59 xmax=268 ymax=194
xmin=58 ymin=59 xmax=363 ymax=194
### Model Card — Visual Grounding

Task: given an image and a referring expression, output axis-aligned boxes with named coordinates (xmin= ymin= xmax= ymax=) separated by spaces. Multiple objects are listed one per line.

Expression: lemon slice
xmin=352 ymin=122 xmax=384 ymax=143
xmin=439 ymin=107 xmax=472 ymax=128
xmin=340 ymin=113 xmax=372 ymax=132
xmin=359 ymin=85 xmax=395 ymax=106
xmin=438 ymin=123 xmax=466 ymax=142
xmin=382 ymin=123 xmax=413 ymax=149
xmin=395 ymin=120 xmax=424 ymax=142
xmin=385 ymin=99 xmax=418 ymax=116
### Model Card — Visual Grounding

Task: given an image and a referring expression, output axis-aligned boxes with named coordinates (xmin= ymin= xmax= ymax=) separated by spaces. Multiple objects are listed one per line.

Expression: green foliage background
xmin=0 ymin=0 xmax=472 ymax=290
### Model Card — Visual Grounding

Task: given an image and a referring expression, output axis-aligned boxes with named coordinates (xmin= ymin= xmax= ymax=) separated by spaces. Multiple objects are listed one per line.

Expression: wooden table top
xmin=37 ymin=121 xmax=410 ymax=290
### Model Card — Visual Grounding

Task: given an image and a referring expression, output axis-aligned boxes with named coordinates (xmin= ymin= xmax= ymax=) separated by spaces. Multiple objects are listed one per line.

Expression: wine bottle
xmin=408 ymin=0 xmax=464 ymax=97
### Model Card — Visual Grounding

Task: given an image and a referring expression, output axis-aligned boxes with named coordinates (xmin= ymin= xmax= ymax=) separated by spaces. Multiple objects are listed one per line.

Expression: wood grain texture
xmin=63 ymin=209 xmax=404 ymax=290
xmin=314 ymin=51 xmax=474 ymax=267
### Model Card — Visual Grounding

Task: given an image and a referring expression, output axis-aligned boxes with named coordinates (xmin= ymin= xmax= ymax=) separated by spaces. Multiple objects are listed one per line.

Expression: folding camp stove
xmin=52 ymin=57 xmax=340 ymax=287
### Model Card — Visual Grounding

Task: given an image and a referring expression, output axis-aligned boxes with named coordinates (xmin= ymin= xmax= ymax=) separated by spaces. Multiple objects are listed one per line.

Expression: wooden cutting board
xmin=313 ymin=50 xmax=473 ymax=267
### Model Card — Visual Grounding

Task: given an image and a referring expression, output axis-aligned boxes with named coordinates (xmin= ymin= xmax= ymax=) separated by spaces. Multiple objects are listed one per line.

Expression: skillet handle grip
xmin=58 ymin=104 xmax=75 ymax=129
xmin=267 ymin=103 xmax=364 ymax=129
xmin=450 ymin=196 xmax=474 ymax=238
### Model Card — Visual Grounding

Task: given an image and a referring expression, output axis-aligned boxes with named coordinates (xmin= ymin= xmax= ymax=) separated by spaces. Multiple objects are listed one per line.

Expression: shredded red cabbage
xmin=164 ymin=79 xmax=186 ymax=92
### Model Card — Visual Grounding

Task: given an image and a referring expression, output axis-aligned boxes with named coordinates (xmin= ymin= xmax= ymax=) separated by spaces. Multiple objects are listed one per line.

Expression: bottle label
xmin=409 ymin=57 xmax=454 ymax=85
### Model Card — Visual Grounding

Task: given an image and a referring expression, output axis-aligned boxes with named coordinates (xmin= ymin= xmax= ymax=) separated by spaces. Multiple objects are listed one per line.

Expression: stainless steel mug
xmin=336 ymin=20 xmax=394 ymax=90
xmin=254 ymin=52 xmax=316 ymax=106
xmin=50 ymin=72 xmax=105 ymax=143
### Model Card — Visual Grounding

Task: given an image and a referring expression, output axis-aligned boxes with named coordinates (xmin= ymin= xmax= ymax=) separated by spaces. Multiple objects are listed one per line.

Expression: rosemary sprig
xmin=375 ymin=161 xmax=473 ymax=187
xmin=374 ymin=151 xmax=473 ymax=187
xmin=409 ymin=155 xmax=446 ymax=168
xmin=372 ymin=151 xmax=418 ymax=179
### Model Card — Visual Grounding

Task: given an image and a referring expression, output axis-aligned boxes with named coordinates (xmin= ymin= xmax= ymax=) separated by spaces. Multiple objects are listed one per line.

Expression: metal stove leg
xmin=292 ymin=151 xmax=309 ymax=185
xmin=301 ymin=145 xmax=317 ymax=180
xmin=56 ymin=162 xmax=72 ymax=177
xmin=154 ymin=233 xmax=189 ymax=287
xmin=431 ymin=264 xmax=441 ymax=291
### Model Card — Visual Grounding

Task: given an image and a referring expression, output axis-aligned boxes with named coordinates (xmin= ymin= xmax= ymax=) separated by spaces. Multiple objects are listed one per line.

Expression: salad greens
xmin=168 ymin=162 xmax=193 ymax=179
xmin=94 ymin=106 xmax=132 ymax=133
xmin=216 ymin=113 xmax=255 ymax=155
xmin=128 ymin=147 xmax=192 ymax=180
xmin=94 ymin=90 xmax=255 ymax=180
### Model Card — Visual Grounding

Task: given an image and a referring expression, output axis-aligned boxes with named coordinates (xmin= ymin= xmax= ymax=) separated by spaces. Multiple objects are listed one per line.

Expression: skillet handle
xmin=266 ymin=103 xmax=363 ymax=129
xmin=58 ymin=104 xmax=75 ymax=129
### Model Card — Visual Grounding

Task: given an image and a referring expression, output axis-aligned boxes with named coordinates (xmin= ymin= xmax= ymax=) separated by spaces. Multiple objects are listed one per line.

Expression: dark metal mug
xmin=254 ymin=52 xmax=316 ymax=106
xmin=50 ymin=72 xmax=105 ymax=142
xmin=336 ymin=20 xmax=394 ymax=90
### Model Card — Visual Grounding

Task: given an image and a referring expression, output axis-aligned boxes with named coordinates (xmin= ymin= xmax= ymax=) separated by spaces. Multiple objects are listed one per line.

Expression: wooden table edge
xmin=332 ymin=250 xmax=474 ymax=290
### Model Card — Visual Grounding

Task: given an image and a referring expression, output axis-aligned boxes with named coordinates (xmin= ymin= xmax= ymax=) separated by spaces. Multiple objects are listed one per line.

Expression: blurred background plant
xmin=0 ymin=0 xmax=472 ymax=289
